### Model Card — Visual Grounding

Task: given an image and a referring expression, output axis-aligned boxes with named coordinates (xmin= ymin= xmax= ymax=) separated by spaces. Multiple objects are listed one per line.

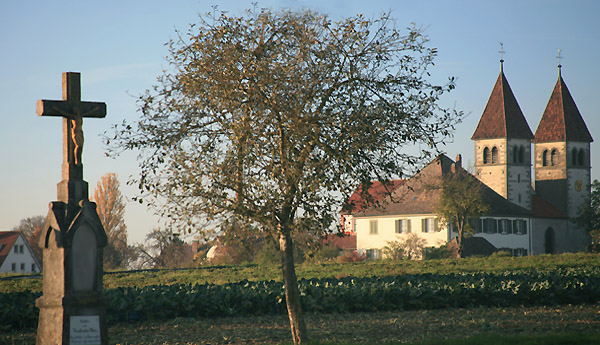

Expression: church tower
xmin=533 ymin=65 xmax=593 ymax=218
xmin=472 ymin=61 xmax=534 ymax=210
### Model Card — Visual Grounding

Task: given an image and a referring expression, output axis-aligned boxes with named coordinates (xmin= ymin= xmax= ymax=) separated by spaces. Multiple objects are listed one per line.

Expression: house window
xmin=469 ymin=218 xmax=483 ymax=234
xmin=395 ymin=219 xmax=411 ymax=234
xmin=366 ymin=249 xmax=381 ymax=260
xmin=499 ymin=219 xmax=512 ymax=234
xmin=369 ymin=220 xmax=378 ymax=235
xmin=11 ymin=263 xmax=16 ymax=272
xmin=20 ymin=263 xmax=25 ymax=271
xmin=491 ymin=147 xmax=499 ymax=164
xmin=484 ymin=218 xmax=497 ymax=234
xmin=513 ymin=219 xmax=527 ymax=235
xmin=550 ymin=149 xmax=558 ymax=166
xmin=14 ymin=245 xmax=19 ymax=254
xmin=517 ymin=174 xmax=521 ymax=183
xmin=31 ymin=264 xmax=36 ymax=273
xmin=483 ymin=147 xmax=490 ymax=164
xmin=421 ymin=218 xmax=439 ymax=233
xmin=515 ymin=248 xmax=528 ymax=257
xmin=19 ymin=245 xmax=24 ymax=254
xmin=542 ymin=150 xmax=548 ymax=166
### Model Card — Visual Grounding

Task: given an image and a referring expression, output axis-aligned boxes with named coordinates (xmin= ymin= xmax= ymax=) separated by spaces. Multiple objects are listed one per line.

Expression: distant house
xmin=343 ymin=63 xmax=593 ymax=259
xmin=0 ymin=231 xmax=42 ymax=274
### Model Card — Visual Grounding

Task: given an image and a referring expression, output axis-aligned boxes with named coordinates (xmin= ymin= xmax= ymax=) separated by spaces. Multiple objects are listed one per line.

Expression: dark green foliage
xmin=3 ymin=265 xmax=600 ymax=329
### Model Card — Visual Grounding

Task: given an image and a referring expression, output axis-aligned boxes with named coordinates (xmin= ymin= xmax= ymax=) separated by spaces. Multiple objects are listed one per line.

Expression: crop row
xmin=2 ymin=267 xmax=599 ymax=330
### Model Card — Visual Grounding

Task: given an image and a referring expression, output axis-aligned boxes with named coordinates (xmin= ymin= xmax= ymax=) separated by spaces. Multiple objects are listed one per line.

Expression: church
xmin=344 ymin=61 xmax=594 ymax=258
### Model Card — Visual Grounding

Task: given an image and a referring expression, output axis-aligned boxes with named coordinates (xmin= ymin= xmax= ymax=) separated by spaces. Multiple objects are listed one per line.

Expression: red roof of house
xmin=342 ymin=179 xmax=405 ymax=214
xmin=323 ymin=233 xmax=357 ymax=251
xmin=472 ymin=70 xmax=534 ymax=140
xmin=533 ymin=72 xmax=593 ymax=143
xmin=532 ymin=195 xmax=568 ymax=219
xmin=0 ymin=231 xmax=20 ymax=268
xmin=354 ymin=154 xmax=532 ymax=218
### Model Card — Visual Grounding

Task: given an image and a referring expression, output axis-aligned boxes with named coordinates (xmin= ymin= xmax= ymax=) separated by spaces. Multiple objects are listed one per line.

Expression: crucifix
xmin=498 ymin=42 xmax=505 ymax=71
xmin=35 ymin=72 xmax=109 ymax=345
xmin=557 ymin=49 xmax=563 ymax=74
xmin=37 ymin=72 xmax=106 ymax=180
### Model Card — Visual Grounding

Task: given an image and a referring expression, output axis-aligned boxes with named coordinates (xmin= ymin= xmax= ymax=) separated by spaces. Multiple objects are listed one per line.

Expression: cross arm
xmin=36 ymin=99 xmax=107 ymax=119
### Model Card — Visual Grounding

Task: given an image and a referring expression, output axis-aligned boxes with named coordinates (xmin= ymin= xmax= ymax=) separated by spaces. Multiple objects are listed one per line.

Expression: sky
xmin=1 ymin=0 xmax=599 ymax=245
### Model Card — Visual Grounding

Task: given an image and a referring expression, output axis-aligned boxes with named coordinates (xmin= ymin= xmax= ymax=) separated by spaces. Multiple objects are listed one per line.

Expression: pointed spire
xmin=533 ymin=67 xmax=593 ymax=143
xmin=472 ymin=60 xmax=534 ymax=140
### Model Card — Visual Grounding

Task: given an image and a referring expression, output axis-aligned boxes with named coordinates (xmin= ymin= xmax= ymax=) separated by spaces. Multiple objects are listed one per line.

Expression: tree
xmin=107 ymin=8 xmax=461 ymax=344
xmin=11 ymin=215 xmax=45 ymax=264
xmin=383 ymin=233 xmax=427 ymax=260
xmin=436 ymin=168 xmax=488 ymax=257
xmin=136 ymin=228 xmax=193 ymax=268
xmin=576 ymin=179 xmax=600 ymax=252
xmin=93 ymin=173 xmax=131 ymax=269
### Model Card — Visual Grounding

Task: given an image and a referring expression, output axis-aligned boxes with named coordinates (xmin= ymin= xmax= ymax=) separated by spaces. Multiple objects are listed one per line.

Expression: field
xmin=1 ymin=253 xmax=599 ymax=344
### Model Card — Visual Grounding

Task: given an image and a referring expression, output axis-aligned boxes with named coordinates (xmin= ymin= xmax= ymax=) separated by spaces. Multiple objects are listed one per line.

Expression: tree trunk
xmin=278 ymin=229 xmax=308 ymax=344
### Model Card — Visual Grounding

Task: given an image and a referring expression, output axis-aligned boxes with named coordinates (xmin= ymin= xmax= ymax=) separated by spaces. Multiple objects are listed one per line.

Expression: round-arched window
xmin=491 ymin=147 xmax=499 ymax=164
xmin=483 ymin=147 xmax=490 ymax=164
xmin=550 ymin=149 xmax=558 ymax=166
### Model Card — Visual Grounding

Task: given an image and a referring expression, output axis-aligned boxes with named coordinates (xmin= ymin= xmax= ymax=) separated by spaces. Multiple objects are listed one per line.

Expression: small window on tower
xmin=578 ymin=149 xmax=584 ymax=166
xmin=491 ymin=147 xmax=498 ymax=164
xmin=518 ymin=146 xmax=525 ymax=163
xmin=483 ymin=147 xmax=490 ymax=164
xmin=572 ymin=148 xmax=578 ymax=166
xmin=551 ymin=149 xmax=558 ymax=166
xmin=542 ymin=150 xmax=549 ymax=166
xmin=513 ymin=146 xmax=518 ymax=163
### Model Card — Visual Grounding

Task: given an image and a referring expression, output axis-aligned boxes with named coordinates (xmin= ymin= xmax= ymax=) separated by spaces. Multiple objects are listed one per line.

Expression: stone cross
xmin=36 ymin=72 xmax=106 ymax=180
xmin=36 ymin=72 xmax=109 ymax=345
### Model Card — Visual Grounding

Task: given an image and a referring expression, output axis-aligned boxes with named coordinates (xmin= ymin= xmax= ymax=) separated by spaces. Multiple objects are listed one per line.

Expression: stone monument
xmin=35 ymin=72 xmax=109 ymax=345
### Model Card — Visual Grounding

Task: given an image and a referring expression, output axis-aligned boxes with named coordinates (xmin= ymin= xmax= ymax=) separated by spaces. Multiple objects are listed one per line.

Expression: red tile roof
xmin=533 ymin=73 xmax=593 ymax=143
xmin=323 ymin=233 xmax=357 ymax=251
xmin=472 ymin=71 xmax=534 ymax=140
xmin=354 ymin=154 xmax=532 ymax=217
xmin=0 ymin=231 xmax=20 ymax=268
xmin=532 ymin=195 xmax=568 ymax=219
xmin=342 ymin=179 xmax=405 ymax=214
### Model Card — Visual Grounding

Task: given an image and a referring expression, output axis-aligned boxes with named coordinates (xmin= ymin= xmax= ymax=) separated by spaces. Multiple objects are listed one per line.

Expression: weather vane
xmin=499 ymin=42 xmax=505 ymax=70
xmin=557 ymin=49 xmax=563 ymax=74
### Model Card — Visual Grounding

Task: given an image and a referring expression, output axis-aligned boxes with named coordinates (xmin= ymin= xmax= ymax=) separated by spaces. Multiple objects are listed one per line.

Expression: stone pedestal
xmin=36 ymin=197 xmax=108 ymax=345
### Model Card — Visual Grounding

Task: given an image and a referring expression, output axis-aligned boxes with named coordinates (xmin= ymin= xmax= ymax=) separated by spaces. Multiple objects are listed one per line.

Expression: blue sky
xmin=1 ymin=0 xmax=599 ymax=244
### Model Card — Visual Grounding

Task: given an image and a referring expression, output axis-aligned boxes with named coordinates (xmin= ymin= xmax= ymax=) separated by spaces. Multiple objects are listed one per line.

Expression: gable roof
xmin=0 ymin=231 xmax=21 ymax=268
xmin=472 ymin=70 xmax=534 ymax=140
xmin=533 ymin=71 xmax=593 ymax=143
xmin=353 ymin=154 xmax=532 ymax=218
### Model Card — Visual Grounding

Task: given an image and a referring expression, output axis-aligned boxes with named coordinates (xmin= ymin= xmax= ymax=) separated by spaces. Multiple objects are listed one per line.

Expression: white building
xmin=0 ymin=231 xmax=42 ymax=274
